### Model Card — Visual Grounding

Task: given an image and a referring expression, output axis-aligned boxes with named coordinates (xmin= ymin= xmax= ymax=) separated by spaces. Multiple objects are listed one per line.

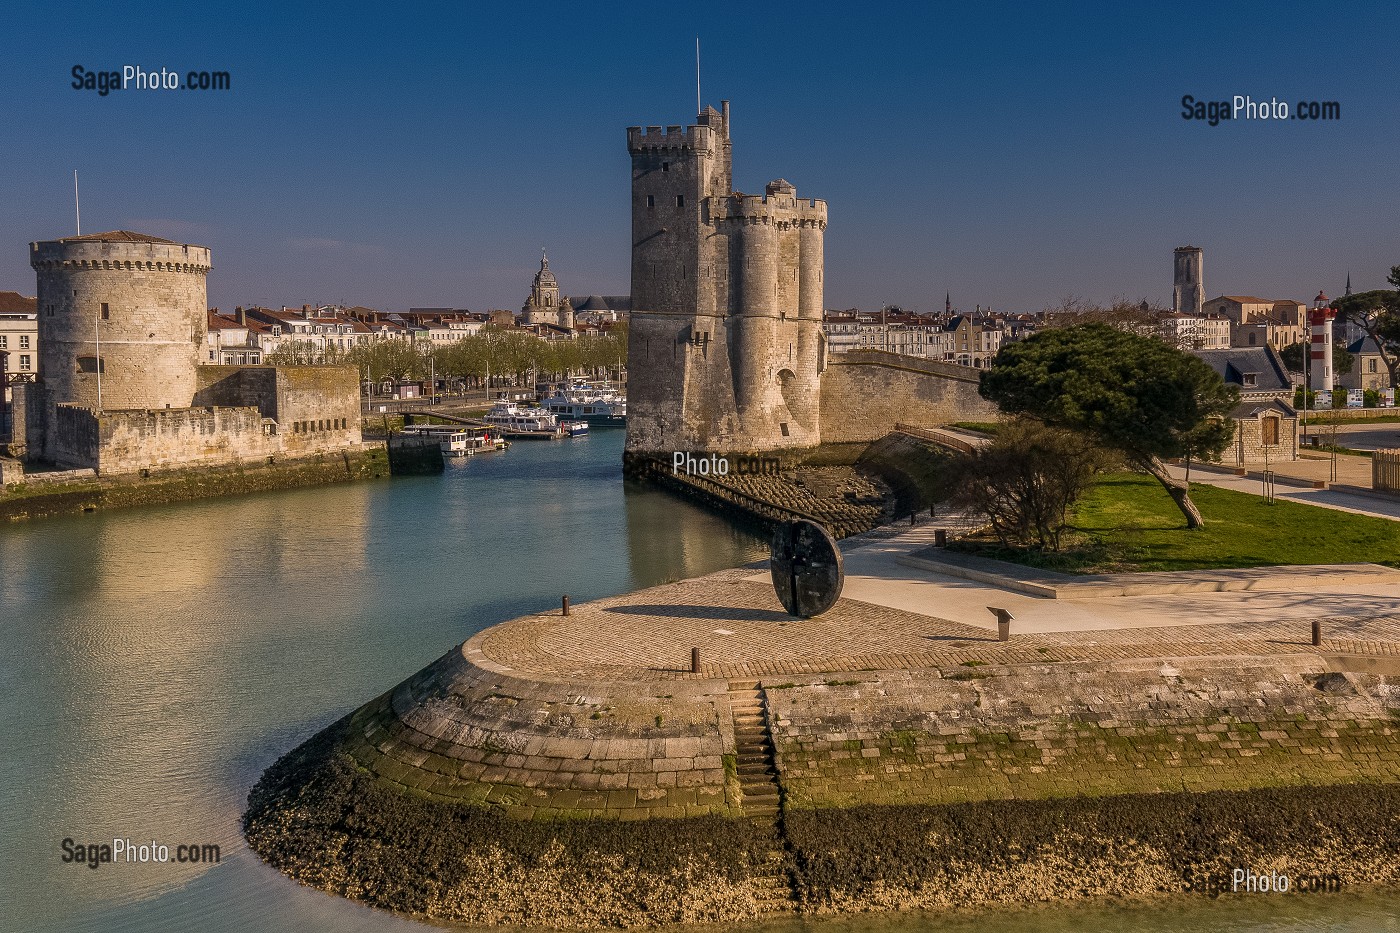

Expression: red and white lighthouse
xmin=1308 ymin=291 xmax=1336 ymax=392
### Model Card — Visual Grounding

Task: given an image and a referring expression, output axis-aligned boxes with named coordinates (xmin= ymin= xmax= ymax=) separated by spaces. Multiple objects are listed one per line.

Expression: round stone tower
xmin=30 ymin=231 xmax=211 ymax=413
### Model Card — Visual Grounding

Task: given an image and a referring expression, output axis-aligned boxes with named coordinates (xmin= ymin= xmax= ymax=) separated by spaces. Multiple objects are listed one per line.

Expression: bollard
xmin=690 ymin=646 xmax=701 ymax=674
xmin=935 ymin=528 xmax=948 ymax=547
xmin=1311 ymin=620 xmax=1321 ymax=646
xmin=988 ymin=606 xmax=1013 ymax=642
xmin=562 ymin=595 xmax=570 ymax=616
xmin=910 ymin=511 xmax=917 ymax=526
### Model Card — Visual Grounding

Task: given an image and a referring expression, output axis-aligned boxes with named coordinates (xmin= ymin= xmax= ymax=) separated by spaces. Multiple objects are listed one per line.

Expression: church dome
xmin=534 ymin=254 xmax=557 ymax=288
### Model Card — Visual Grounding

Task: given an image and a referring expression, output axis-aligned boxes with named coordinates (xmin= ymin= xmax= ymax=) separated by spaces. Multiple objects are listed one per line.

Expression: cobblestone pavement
xmin=478 ymin=561 xmax=1400 ymax=681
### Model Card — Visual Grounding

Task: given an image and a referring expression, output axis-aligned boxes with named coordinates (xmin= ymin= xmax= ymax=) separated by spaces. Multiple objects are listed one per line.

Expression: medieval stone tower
xmin=625 ymin=101 xmax=827 ymax=459
xmin=1173 ymin=245 xmax=1204 ymax=315
xmin=30 ymin=232 xmax=210 ymax=459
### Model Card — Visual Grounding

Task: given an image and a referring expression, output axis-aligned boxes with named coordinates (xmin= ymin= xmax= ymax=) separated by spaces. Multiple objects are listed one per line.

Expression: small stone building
xmin=1338 ymin=336 xmax=1390 ymax=392
xmin=1192 ymin=346 xmax=1299 ymax=466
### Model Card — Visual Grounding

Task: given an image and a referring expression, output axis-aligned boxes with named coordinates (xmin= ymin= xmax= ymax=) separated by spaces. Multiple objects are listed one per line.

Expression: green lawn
xmin=946 ymin=421 xmax=1002 ymax=436
xmin=961 ymin=472 xmax=1400 ymax=573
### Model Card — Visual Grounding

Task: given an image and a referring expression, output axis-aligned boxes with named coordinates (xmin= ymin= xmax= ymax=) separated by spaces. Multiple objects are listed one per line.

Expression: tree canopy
xmin=264 ymin=324 xmax=628 ymax=391
xmin=979 ymin=323 xmax=1239 ymax=528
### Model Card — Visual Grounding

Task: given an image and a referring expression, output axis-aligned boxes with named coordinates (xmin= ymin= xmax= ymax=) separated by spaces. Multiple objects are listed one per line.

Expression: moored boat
xmin=540 ymin=382 xmax=627 ymax=428
xmin=484 ymin=401 xmax=588 ymax=439
xmin=399 ymin=423 xmax=509 ymax=456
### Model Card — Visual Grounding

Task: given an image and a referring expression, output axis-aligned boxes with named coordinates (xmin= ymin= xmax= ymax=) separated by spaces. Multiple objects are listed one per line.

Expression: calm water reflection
xmin=0 ymin=431 xmax=1392 ymax=931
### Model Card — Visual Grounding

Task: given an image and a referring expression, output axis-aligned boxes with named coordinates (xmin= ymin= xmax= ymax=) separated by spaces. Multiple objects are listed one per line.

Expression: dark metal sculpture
xmin=770 ymin=519 xmax=844 ymax=618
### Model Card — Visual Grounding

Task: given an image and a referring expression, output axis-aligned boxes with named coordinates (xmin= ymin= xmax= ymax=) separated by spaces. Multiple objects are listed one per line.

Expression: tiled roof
xmin=0 ymin=291 xmax=37 ymax=314
xmin=1192 ymin=346 xmax=1292 ymax=394
xmin=58 ymin=230 xmax=179 ymax=244
xmin=1347 ymin=335 xmax=1384 ymax=355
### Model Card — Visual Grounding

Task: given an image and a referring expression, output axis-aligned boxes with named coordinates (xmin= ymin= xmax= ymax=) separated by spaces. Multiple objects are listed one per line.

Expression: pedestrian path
xmin=1167 ymin=463 xmax=1400 ymax=521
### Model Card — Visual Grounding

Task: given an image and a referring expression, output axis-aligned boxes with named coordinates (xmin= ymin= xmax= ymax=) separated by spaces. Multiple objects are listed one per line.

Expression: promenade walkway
xmin=475 ymin=518 xmax=1400 ymax=682
xmin=1166 ymin=462 xmax=1400 ymax=521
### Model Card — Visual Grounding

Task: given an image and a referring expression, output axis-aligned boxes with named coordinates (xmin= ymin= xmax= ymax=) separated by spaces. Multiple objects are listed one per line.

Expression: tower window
xmin=101 ymin=303 xmax=110 ymax=320
xmin=646 ymin=195 xmax=654 ymax=208
xmin=676 ymin=195 xmax=685 ymax=207
xmin=662 ymin=161 xmax=669 ymax=172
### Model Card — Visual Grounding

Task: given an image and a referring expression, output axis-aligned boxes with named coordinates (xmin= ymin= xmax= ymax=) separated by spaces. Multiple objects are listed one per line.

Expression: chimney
xmin=236 ymin=306 xmax=246 ymax=326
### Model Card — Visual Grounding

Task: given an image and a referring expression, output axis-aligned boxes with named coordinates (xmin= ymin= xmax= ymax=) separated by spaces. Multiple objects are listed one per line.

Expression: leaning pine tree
xmin=978 ymin=323 xmax=1238 ymax=529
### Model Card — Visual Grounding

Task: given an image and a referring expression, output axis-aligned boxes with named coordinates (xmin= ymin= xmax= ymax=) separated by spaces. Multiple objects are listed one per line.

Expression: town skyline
xmin=2 ymin=2 xmax=1395 ymax=314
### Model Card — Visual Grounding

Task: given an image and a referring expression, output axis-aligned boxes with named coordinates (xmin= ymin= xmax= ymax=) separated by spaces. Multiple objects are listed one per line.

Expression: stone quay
xmin=245 ymin=521 xmax=1400 ymax=928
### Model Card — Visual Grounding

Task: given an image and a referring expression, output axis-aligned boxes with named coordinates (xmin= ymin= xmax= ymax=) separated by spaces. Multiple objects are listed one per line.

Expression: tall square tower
xmin=625 ymin=102 xmax=827 ymax=460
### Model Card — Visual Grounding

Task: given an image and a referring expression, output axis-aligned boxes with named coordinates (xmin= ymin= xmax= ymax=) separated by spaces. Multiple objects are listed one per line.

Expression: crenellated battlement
xmin=626 ymin=123 xmax=715 ymax=153
xmin=31 ymin=239 xmax=212 ymax=274
xmin=713 ymin=193 xmax=827 ymax=227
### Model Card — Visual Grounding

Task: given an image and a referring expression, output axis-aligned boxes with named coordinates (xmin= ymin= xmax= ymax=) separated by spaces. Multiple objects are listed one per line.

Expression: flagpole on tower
xmin=696 ymin=37 xmax=701 ymax=114
xmin=74 ymin=170 xmax=81 ymax=236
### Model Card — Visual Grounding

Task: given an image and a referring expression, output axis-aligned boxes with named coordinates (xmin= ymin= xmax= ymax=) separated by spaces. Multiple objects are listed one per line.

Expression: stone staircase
xmin=730 ymin=680 xmax=782 ymax=819
xmin=728 ymin=680 xmax=792 ymax=913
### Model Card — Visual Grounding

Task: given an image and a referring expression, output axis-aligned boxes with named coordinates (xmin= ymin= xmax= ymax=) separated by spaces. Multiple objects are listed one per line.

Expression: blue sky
xmin=1 ymin=1 xmax=1395 ymax=313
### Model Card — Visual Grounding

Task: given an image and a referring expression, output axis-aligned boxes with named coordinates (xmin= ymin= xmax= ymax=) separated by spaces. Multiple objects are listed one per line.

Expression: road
xmin=1303 ymin=421 xmax=1400 ymax=452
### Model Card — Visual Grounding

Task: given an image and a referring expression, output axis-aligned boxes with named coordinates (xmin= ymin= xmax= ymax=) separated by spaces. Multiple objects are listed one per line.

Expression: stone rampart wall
xmin=766 ymin=656 xmax=1400 ymax=809
xmin=819 ymin=351 xmax=1000 ymax=444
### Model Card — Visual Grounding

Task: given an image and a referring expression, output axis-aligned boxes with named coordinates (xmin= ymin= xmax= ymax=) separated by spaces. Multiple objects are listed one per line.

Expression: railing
xmin=1375 ymin=449 xmax=1400 ymax=492
xmin=632 ymin=456 xmax=861 ymax=535
xmin=893 ymin=423 xmax=980 ymax=454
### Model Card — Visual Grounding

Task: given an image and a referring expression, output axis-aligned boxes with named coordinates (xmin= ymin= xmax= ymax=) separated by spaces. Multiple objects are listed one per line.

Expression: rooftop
xmin=0 ymin=291 xmax=37 ymax=314
xmin=1192 ymin=345 xmax=1293 ymax=394
xmin=53 ymin=230 xmax=180 ymax=244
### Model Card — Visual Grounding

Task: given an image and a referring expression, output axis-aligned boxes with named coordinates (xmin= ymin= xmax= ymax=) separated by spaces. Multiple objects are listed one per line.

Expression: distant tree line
xmin=263 ymin=324 xmax=627 ymax=390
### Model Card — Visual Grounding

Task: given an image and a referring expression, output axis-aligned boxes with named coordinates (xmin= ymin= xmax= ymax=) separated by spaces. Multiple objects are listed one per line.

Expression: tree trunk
xmin=1137 ymin=455 xmax=1205 ymax=529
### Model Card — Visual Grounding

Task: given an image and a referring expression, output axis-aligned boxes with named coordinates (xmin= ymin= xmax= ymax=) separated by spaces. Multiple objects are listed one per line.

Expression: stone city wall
xmin=52 ymin=403 xmax=277 ymax=473
xmin=195 ymin=364 xmax=362 ymax=455
xmin=819 ymin=350 xmax=1000 ymax=444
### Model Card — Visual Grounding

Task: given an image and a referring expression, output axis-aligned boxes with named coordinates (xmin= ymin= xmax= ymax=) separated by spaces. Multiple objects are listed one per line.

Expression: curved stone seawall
xmin=340 ymin=637 xmax=738 ymax=819
xmin=246 ymin=567 xmax=1400 ymax=928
